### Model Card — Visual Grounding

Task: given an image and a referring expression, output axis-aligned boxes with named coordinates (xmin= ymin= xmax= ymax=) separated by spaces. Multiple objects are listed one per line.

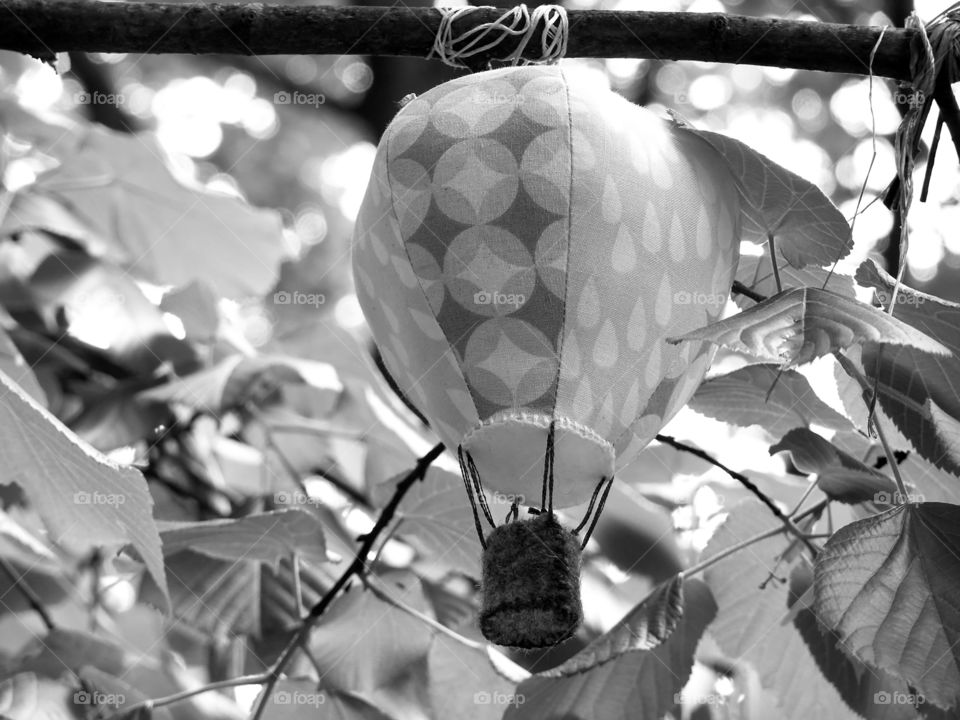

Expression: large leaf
xmin=158 ymin=509 xmax=328 ymax=569
xmin=814 ymin=502 xmax=960 ymax=709
xmin=26 ymin=126 xmax=284 ymax=297
xmin=502 ymin=579 xmax=715 ymax=720
xmin=770 ymin=428 xmax=897 ymax=503
xmin=704 ymin=500 xmax=859 ymax=720
xmin=689 ymin=364 xmax=851 ymax=437
xmin=677 ymin=126 xmax=852 ymax=267
xmin=789 ymin=563 xmax=931 ymax=720
xmin=549 ymin=575 xmax=684 ymax=674
xmin=671 ymin=287 xmax=949 ymax=367
xmin=734 ymin=255 xmax=856 ymax=309
xmin=0 ymin=368 xmax=169 ymax=611
xmin=856 ymin=260 xmax=960 ymax=476
xmin=428 ymin=636 xmax=524 ymax=720
xmin=307 ymin=575 xmax=434 ymax=719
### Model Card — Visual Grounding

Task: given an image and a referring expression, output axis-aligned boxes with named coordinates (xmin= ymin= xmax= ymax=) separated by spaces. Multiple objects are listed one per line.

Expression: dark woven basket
xmin=479 ymin=513 xmax=583 ymax=648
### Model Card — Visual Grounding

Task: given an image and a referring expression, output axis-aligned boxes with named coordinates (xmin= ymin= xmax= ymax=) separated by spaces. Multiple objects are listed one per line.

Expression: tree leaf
xmin=307 ymin=575 xmax=434 ymax=720
xmin=734 ymin=255 xmax=856 ymax=309
xmin=670 ymin=287 xmax=949 ymax=367
xmin=158 ymin=509 xmax=328 ymax=569
xmin=770 ymin=428 xmax=897 ymax=503
xmin=855 ymin=259 xmax=960 ymax=354
xmin=550 ymin=575 xmax=685 ymax=674
xmin=160 ymin=280 xmax=220 ymax=341
xmin=253 ymin=679 xmax=393 ymax=720
xmin=428 ymin=635 xmax=523 ymax=720
xmin=372 ymin=466 xmax=492 ymax=579
xmin=29 ymin=126 xmax=284 ymax=298
xmin=814 ymin=502 xmax=960 ymax=709
xmin=677 ymin=126 xmax=852 ymax=267
xmin=0 ymin=368 xmax=169 ymax=611
xmin=688 ymin=364 xmax=851 ymax=436
xmin=704 ymin=500 xmax=860 ymax=720
xmin=502 ymin=579 xmax=715 ymax=720
xmin=789 ymin=563 xmax=929 ymax=720
xmin=0 ymin=672 xmax=76 ymax=720
xmin=0 ymin=325 xmax=45 ymax=406
xmin=853 ymin=261 xmax=960 ymax=475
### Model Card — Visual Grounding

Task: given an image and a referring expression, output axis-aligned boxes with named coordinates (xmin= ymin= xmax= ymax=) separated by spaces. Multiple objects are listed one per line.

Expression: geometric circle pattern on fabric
xmin=352 ymin=65 xmax=742 ymax=507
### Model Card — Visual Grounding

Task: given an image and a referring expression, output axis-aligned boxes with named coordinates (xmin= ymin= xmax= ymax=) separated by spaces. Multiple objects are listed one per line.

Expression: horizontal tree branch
xmin=1 ymin=1 xmax=917 ymax=80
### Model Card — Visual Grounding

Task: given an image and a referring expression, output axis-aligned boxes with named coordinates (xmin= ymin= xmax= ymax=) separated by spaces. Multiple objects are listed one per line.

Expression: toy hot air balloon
xmin=352 ymin=66 xmax=740 ymax=648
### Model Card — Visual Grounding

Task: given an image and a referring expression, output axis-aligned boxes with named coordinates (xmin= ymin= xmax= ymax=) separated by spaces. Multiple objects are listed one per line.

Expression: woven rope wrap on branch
xmin=431 ymin=4 xmax=568 ymax=68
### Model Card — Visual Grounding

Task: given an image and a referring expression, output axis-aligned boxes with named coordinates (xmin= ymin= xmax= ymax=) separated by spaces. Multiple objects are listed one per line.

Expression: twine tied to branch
xmin=430 ymin=4 xmax=569 ymax=69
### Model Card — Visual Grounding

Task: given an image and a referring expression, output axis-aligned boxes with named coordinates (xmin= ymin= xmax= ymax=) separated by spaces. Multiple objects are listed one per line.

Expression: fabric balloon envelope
xmin=353 ymin=65 xmax=740 ymax=508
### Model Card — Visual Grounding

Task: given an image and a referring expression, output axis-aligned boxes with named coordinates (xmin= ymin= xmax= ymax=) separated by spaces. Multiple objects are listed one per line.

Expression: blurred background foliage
xmin=0 ymin=0 xmax=959 ymax=716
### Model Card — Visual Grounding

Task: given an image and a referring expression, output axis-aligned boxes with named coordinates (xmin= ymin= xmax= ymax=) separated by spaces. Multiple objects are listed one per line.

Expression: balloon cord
xmin=458 ymin=446 xmax=488 ymax=549
xmin=466 ymin=450 xmax=497 ymax=529
xmin=579 ymin=476 xmax=614 ymax=550
xmin=540 ymin=420 xmax=557 ymax=514
xmin=573 ymin=475 xmax=607 ymax=535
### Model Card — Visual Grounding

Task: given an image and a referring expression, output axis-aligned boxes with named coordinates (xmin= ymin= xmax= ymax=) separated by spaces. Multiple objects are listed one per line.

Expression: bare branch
xmin=1 ymin=1 xmax=914 ymax=80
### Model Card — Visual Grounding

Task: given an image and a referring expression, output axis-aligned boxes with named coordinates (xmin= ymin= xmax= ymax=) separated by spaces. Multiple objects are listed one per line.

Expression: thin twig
xmin=364 ymin=575 xmax=485 ymax=651
xmin=832 ymin=352 xmax=908 ymax=498
xmin=680 ymin=498 xmax=829 ymax=580
xmin=109 ymin=674 xmax=271 ymax=717
xmin=0 ymin=556 xmax=55 ymax=630
xmin=249 ymin=443 xmax=445 ymax=720
xmin=766 ymin=234 xmax=783 ymax=294
xmin=656 ymin=434 xmax=819 ymax=556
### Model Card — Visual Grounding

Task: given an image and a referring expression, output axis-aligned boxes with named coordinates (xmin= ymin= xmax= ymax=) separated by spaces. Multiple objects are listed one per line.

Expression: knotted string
xmin=431 ymin=4 xmax=569 ymax=69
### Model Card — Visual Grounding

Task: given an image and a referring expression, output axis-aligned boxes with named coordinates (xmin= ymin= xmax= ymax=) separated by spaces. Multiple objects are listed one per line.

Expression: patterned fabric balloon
xmin=353 ymin=65 xmax=740 ymax=646
xmin=353 ymin=65 xmax=740 ymax=507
